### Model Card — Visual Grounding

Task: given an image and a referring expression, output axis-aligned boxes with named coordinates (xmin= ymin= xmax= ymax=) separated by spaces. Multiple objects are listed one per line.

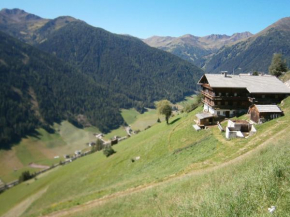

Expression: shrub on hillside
xmin=103 ymin=145 xmax=116 ymax=157
xmin=19 ymin=171 xmax=34 ymax=183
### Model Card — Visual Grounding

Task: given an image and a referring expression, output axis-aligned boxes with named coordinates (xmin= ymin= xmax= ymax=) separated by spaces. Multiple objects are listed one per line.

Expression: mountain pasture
xmin=1 ymin=97 xmax=290 ymax=216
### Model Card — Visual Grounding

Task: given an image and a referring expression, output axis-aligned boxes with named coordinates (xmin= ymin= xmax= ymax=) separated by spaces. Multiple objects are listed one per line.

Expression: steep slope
xmin=0 ymin=8 xmax=50 ymax=43
xmin=1 ymin=97 xmax=290 ymax=216
xmin=0 ymin=31 xmax=124 ymax=147
xmin=36 ymin=21 xmax=204 ymax=108
xmin=0 ymin=8 xmax=204 ymax=146
xmin=144 ymin=32 xmax=252 ymax=67
xmin=0 ymin=8 xmax=80 ymax=45
xmin=205 ymin=17 xmax=290 ymax=73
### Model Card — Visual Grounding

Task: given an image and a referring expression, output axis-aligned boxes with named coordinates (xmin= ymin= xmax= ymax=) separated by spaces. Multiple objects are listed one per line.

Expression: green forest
xmin=0 ymin=31 xmax=124 ymax=148
xmin=0 ymin=25 xmax=203 ymax=148
xmin=38 ymin=21 xmax=203 ymax=107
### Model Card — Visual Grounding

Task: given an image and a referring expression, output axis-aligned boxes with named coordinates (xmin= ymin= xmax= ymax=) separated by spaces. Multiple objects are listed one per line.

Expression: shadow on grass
xmin=0 ymin=124 xmax=57 ymax=150
xmin=170 ymin=117 xmax=181 ymax=125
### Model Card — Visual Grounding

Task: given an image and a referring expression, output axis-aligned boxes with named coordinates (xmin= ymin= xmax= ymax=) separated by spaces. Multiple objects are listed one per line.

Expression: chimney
xmin=221 ymin=71 xmax=228 ymax=77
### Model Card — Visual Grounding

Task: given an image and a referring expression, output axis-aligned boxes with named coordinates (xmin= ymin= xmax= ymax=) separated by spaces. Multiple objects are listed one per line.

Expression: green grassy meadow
xmin=0 ymin=104 xmax=170 ymax=183
xmin=121 ymin=108 xmax=164 ymax=131
xmin=0 ymin=121 xmax=98 ymax=183
xmin=1 ymin=97 xmax=290 ymax=216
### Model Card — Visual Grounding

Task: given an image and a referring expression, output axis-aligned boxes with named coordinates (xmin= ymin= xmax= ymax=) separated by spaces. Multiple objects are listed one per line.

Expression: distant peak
xmin=203 ymin=34 xmax=230 ymax=40
xmin=231 ymin=31 xmax=253 ymax=36
xmin=0 ymin=8 xmax=26 ymax=15
xmin=0 ymin=8 xmax=43 ymax=22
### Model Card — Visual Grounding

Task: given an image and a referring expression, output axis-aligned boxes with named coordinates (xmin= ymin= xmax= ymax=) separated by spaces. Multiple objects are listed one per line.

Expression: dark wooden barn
xmin=249 ymin=105 xmax=283 ymax=123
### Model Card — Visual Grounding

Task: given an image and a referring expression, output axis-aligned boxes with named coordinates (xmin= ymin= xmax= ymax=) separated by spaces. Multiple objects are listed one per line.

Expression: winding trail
xmin=42 ymin=126 xmax=288 ymax=217
xmin=3 ymin=187 xmax=48 ymax=217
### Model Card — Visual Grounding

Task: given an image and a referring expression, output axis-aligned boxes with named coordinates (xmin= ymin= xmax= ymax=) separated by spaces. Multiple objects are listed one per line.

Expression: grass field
xmin=0 ymin=121 xmax=98 ymax=183
xmin=121 ymin=95 xmax=198 ymax=132
xmin=1 ymin=97 xmax=290 ymax=216
xmin=0 ymin=102 xmax=177 ymax=183
xmin=122 ymin=108 xmax=164 ymax=131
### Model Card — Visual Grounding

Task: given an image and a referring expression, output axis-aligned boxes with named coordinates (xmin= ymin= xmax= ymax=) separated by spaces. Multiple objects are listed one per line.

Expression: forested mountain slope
xmin=0 ymin=31 xmax=124 ymax=147
xmin=0 ymin=8 xmax=204 ymax=147
xmin=204 ymin=17 xmax=290 ymax=73
xmin=37 ymin=21 xmax=204 ymax=108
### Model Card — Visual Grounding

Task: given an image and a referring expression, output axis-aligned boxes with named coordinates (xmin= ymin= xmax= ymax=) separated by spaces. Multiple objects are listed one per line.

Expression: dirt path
xmin=3 ymin=187 xmax=48 ymax=217
xmin=42 ymin=126 xmax=289 ymax=217
xmin=29 ymin=163 xmax=50 ymax=169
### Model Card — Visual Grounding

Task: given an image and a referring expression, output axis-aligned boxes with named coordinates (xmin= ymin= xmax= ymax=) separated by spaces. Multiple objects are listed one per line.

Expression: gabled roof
xmin=198 ymin=74 xmax=290 ymax=94
xmin=254 ymin=105 xmax=282 ymax=113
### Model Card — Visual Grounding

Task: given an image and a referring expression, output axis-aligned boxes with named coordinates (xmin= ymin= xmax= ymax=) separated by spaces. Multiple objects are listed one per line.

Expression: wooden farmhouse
xmin=196 ymin=73 xmax=290 ymax=126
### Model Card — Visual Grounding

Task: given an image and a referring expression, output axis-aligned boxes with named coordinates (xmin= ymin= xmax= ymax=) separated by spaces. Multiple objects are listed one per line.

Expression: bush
xmin=103 ymin=145 xmax=116 ymax=157
xmin=19 ymin=171 xmax=34 ymax=183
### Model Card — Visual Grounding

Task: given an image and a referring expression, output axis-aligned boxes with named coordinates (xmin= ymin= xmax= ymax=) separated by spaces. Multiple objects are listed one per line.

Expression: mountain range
xmin=0 ymin=8 xmax=204 ymax=147
xmin=205 ymin=17 xmax=290 ymax=73
xmin=144 ymin=32 xmax=253 ymax=68
xmin=144 ymin=17 xmax=290 ymax=73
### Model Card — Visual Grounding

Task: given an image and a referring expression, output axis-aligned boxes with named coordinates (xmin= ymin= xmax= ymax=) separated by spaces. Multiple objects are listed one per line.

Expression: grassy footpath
xmin=73 ymin=129 xmax=290 ymax=217
xmin=1 ymin=97 xmax=290 ymax=216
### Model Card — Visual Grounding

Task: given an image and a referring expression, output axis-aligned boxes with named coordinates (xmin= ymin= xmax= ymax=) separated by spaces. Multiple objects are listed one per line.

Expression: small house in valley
xmin=196 ymin=73 xmax=290 ymax=126
xmin=249 ymin=104 xmax=283 ymax=123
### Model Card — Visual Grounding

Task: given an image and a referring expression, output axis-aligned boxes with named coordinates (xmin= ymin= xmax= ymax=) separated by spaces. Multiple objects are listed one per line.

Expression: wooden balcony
xmin=202 ymin=99 xmax=249 ymax=110
xmin=201 ymin=91 xmax=249 ymax=101
xmin=201 ymin=90 xmax=215 ymax=100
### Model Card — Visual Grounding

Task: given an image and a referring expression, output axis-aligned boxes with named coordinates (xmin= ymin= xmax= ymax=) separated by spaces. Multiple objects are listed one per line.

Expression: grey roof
xmin=196 ymin=112 xmax=214 ymax=120
xmin=255 ymin=105 xmax=282 ymax=113
xmin=199 ymin=74 xmax=290 ymax=94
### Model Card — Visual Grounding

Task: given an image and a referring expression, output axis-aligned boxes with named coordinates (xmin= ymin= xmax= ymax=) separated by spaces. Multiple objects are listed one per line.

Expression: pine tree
xmin=269 ymin=53 xmax=288 ymax=77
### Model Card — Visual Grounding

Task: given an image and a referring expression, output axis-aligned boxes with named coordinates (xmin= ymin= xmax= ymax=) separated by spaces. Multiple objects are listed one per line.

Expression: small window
xmin=219 ymin=92 xmax=222 ymax=96
xmin=226 ymin=93 xmax=229 ymax=96
xmin=262 ymin=95 xmax=265 ymax=98
xmin=218 ymin=101 xmax=221 ymax=105
xmin=234 ymin=93 xmax=237 ymax=97
xmin=217 ymin=111 xmax=220 ymax=115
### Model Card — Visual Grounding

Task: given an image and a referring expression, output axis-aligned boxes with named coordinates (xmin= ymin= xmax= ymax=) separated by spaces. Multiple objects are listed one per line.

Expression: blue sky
xmin=1 ymin=0 xmax=290 ymax=38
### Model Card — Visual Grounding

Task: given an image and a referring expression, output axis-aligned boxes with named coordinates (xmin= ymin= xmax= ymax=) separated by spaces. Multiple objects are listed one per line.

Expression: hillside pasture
xmin=1 ymin=97 xmax=290 ymax=216
xmin=0 ymin=121 xmax=97 ymax=183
